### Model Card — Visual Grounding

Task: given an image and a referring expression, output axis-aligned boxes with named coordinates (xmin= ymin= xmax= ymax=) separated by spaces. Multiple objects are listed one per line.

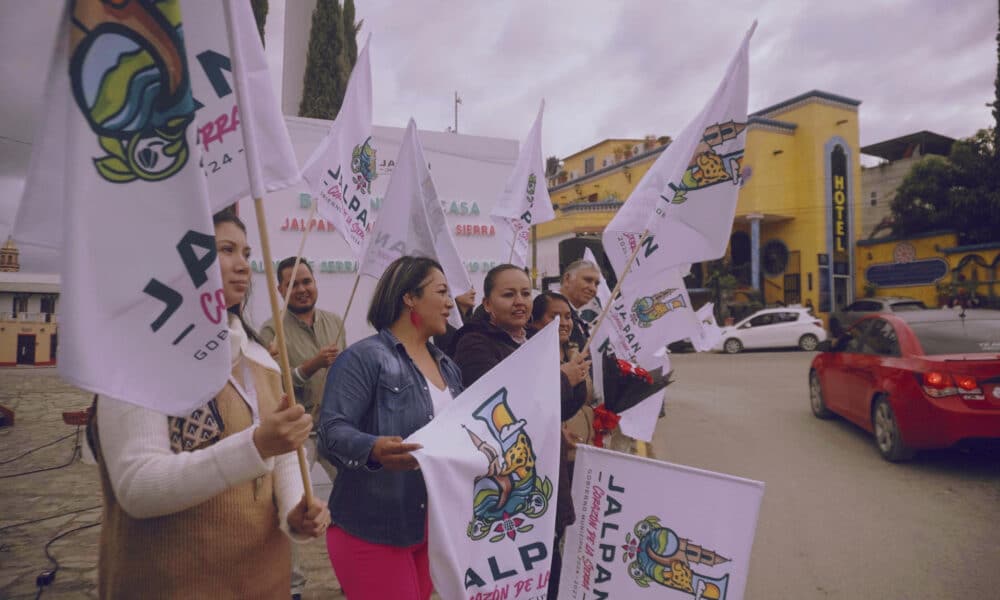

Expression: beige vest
xmin=93 ymin=360 xmax=290 ymax=599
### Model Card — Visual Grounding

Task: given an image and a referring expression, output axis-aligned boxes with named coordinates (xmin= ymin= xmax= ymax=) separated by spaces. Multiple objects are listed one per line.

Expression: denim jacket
xmin=317 ymin=328 xmax=464 ymax=546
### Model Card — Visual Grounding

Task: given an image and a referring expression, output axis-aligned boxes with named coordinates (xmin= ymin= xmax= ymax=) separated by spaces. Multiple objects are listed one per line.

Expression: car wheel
xmin=872 ymin=396 xmax=915 ymax=462
xmin=723 ymin=338 xmax=743 ymax=354
xmin=809 ymin=370 xmax=833 ymax=419
xmin=798 ymin=334 xmax=819 ymax=351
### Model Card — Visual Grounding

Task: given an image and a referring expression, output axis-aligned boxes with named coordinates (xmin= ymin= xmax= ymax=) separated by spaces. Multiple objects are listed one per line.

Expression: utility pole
xmin=453 ymin=91 xmax=462 ymax=134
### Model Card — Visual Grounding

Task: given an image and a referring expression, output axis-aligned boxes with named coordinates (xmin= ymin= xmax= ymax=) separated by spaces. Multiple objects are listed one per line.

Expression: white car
xmin=714 ymin=307 xmax=827 ymax=353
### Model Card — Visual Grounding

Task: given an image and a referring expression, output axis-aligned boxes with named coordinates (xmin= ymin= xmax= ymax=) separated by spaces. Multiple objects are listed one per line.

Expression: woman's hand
xmin=561 ymin=351 xmax=592 ymax=387
xmin=370 ymin=436 xmax=423 ymax=471
xmin=253 ymin=395 xmax=312 ymax=459
xmin=287 ymin=494 xmax=331 ymax=538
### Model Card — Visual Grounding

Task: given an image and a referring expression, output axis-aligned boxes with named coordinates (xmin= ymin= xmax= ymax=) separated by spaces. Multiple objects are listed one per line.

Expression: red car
xmin=809 ymin=309 xmax=1000 ymax=461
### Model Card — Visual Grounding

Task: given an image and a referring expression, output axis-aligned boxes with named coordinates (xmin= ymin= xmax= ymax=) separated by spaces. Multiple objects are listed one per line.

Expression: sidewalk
xmin=0 ymin=368 xmax=345 ymax=599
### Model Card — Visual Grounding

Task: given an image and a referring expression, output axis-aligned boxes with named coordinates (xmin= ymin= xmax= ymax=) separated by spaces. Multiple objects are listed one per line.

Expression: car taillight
xmin=921 ymin=371 xmax=957 ymax=397
xmin=921 ymin=371 xmax=984 ymax=400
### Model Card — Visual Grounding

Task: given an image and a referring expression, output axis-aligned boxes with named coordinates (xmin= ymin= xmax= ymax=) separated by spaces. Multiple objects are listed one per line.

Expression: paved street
xmin=653 ymin=350 xmax=1000 ymax=599
xmin=2 ymin=354 xmax=999 ymax=599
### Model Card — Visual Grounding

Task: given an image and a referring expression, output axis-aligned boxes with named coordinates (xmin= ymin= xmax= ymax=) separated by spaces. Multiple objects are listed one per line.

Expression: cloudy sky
xmin=0 ymin=0 xmax=995 ymax=254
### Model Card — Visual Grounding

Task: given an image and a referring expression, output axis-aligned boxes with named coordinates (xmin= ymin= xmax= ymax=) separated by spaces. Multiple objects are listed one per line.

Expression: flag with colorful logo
xmin=358 ymin=119 xmax=473 ymax=327
xmin=559 ymin=445 xmax=764 ymax=600
xmin=301 ymin=37 xmax=376 ymax=256
xmin=591 ymin=266 xmax=699 ymax=371
xmin=491 ymin=101 xmax=554 ymax=268
xmin=14 ymin=0 xmax=299 ymax=251
xmin=602 ymin=23 xmax=754 ymax=278
xmin=408 ymin=321 xmax=562 ymax=600
xmin=11 ymin=0 xmax=302 ymax=414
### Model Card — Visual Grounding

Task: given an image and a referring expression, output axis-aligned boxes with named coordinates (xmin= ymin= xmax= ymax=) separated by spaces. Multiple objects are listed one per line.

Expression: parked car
xmin=828 ymin=297 xmax=926 ymax=336
xmin=714 ymin=307 xmax=827 ymax=353
xmin=809 ymin=309 xmax=1000 ymax=461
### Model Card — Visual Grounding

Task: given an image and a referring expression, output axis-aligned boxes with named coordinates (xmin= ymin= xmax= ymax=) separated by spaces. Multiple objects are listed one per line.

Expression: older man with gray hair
xmin=560 ymin=259 xmax=603 ymax=348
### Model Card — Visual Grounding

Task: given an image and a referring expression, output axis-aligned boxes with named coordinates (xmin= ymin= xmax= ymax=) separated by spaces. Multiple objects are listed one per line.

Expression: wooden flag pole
xmin=220 ymin=0 xmax=310 ymax=501
xmin=336 ymin=273 xmax=362 ymax=349
xmin=253 ymin=197 xmax=314 ymax=506
xmin=277 ymin=199 xmax=319 ymax=322
xmin=579 ymin=231 xmax=652 ymax=461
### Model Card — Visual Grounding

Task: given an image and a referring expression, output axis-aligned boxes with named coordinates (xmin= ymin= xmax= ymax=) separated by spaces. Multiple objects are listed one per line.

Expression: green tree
xmin=890 ymin=129 xmax=1000 ymax=244
xmin=545 ymin=156 xmax=561 ymax=178
xmin=250 ymin=0 xmax=268 ymax=46
xmin=299 ymin=0 xmax=347 ymax=119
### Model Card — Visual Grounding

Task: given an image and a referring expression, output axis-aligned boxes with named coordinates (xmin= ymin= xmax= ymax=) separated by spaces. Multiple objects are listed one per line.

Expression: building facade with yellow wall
xmin=0 ymin=240 xmax=59 ymax=367
xmin=536 ymin=90 xmax=865 ymax=320
xmin=857 ymin=231 xmax=1000 ymax=309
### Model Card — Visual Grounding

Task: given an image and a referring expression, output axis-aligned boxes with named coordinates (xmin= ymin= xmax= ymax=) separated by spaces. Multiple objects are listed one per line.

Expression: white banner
xmin=491 ymin=101 xmax=554 ymax=268
xmin=692 ymin=303 xmax=724 ymax=353
xmin=602 ymin=23 xmax=754 ymax=278
xmin=409 ymin=321 xmax=562 ymax=600
xmin=301 ymin=37 xmax=376 ymax=256
xmin=560 ymin=445 xmax=764 ymax=600
xmin=358 ymin=119 xmax=473 ymax=326
xmin=15 ymin=1 xmax=234 ymax=414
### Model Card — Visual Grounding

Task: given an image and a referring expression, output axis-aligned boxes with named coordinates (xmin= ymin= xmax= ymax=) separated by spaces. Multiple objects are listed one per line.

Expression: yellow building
xmin=857 ymin=231 xmax=1000 ymax=308
xmin=0 ymin=240 xmax=60 ymax=366
xmin=537 ymin=90 xmax=865 ymax=320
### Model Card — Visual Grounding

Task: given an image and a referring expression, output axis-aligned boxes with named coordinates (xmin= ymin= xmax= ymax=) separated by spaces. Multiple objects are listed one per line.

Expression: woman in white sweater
xmin=89 ymin=211 xmax=330 ymax=599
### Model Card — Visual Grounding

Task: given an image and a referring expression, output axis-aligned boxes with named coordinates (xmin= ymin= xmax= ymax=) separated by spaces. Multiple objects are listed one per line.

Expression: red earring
xmin=409 ymin=309 xmax=422 ymax=328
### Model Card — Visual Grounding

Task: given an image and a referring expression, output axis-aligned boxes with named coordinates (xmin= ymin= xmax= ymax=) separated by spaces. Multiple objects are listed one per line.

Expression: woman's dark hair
xmin=531 ymin=291 xmax=571 ymax=323
xmin=368 ymin=256 xmax=445 ymax=330
xmin=213 ymin=209 xmax=264 ymax=346
xmin=483 ymin=263 xmax=529 ymax=298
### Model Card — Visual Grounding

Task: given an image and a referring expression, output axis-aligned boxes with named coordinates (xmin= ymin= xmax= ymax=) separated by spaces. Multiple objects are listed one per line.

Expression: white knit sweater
xmin=96 ymin=316 xmax=307 ymax=539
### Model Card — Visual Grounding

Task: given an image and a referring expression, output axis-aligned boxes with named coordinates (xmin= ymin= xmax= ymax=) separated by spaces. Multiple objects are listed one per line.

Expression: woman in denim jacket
xmin=318 ymin=256 xmax=464 ymax=600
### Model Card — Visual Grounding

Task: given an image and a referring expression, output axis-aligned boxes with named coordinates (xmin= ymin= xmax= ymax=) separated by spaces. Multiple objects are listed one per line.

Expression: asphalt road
xmin=651 ymin=350 xmax=1000 ymax=599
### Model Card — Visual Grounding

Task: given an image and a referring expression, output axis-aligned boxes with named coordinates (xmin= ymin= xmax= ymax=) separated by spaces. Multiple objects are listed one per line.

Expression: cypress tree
xmin=250 ymin=0 xmax=268 ymax=46
xmin=299 ymin=0 xmax=347 ymax=119
xmin=343 ymin=0 xmax=359 ymax=68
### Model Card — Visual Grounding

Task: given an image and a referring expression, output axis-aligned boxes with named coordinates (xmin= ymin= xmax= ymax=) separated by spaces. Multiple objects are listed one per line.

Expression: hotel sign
xmin=830 ymin=147 xmax=849 ymax=255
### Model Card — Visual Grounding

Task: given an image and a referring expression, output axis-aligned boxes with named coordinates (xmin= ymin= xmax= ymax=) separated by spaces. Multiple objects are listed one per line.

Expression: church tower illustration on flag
xmin=464 ymin=388 xmax=553 ymax=542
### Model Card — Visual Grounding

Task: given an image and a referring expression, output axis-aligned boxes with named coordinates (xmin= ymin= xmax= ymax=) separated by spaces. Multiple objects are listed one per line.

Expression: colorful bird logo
xmin=68 ymin=0 xmax=195 ymax=183
xmin=465 ymin=388 xmax=553 ymax=543
xmin=625 ymin=517 xmax=731 ymax=599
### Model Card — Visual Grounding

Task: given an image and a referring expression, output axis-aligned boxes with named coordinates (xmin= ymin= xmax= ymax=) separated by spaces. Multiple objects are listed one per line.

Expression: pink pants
xmin=326 ymin=525 xmax=432 ymax=600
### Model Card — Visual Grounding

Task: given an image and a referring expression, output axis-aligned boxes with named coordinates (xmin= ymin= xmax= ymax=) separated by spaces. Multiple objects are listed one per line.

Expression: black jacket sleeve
xmin=453 ymin=331 xmax=504 ymax=387
xmin=560 ymin=373 xmax=587 ymax=421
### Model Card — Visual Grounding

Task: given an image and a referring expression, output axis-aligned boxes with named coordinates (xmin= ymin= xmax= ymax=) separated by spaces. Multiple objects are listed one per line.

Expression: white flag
xmin=190 ymin=0 xmax=299 ymax=207
xmin=359 ymin=119 xmax=473 ymax=327
xmin=560 ymin=445 xmax=764 ymax=600
xmin=14 ymin=0 xmax=299 ymax=248
xmin=577 ymin=247 xmax=611 ymax=328
xmin=692 ymin=302 xmax=724 ymax=353
xmin=491 ymin=101 xmax=554 ymax=267
xmin=589 ymin=266 xmax=699 ymax=370
xmin=14 ymin=1 xmax=235 ymax=415
xmin=408 ymin=321 xmax=562 ymax=600
xmin=603 ymin=23 xmax=755 ymax=277
xmin=301 ymin=37 xmax=376 ymax=256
